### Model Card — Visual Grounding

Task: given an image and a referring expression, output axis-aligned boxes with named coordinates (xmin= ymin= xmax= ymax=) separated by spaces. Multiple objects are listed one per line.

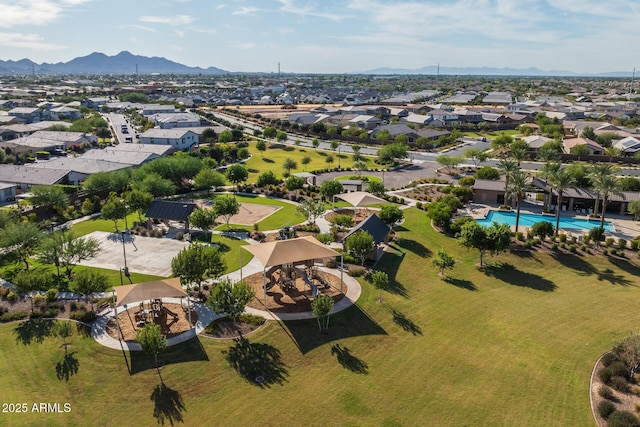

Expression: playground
xmin=106 ymin=301 xmax=197 ymax=341
xmin=244 ymin=265 xmax=345 ymax=312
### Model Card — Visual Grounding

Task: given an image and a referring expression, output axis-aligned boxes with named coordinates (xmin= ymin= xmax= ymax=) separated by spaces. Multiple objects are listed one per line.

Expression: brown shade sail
xmin=335 ymin=191 xmax=387 ymax=207
xmin=242 ymin=235 xmax=340 ymax=268
xmin=115 ymin=277 xmax=187 ymax=307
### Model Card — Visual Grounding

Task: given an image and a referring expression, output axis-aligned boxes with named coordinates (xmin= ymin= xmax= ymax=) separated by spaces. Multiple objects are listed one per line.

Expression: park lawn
xmin=71 ymin=212 xmax=142 ymax=238
xmin=244 ymin=141 xmax=381 ymax=182
xmin=334 ymin=174 xmax=383 ymax=184
xmin=206 ymin=233 xmax=253 ymax=274
xmin=4 ymin=208 xmax=640 ymax=425
xmin=210 ymin=194 xmax=305 ymax=232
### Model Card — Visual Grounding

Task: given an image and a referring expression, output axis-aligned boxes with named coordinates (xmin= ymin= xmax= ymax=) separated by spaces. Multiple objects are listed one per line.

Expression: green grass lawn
xmin=196 ymin=233 xmax=253 ymax=274
xmin=209 ymin=194 xmax=305 ymax=231
xmin=3 ymin=208 xmax=640 ymax=425
xmin=71 ymin=212 xmax=142 ymax=238
xmin=244 ymin=141 xmax=382 ymax=182
xmin=334 ymin=174 xmax=383 ymax=184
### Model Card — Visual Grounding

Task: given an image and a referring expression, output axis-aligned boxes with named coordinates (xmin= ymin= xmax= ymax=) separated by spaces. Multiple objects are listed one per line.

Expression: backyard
xmin=2 ymin=208 xmax=640 ymax=425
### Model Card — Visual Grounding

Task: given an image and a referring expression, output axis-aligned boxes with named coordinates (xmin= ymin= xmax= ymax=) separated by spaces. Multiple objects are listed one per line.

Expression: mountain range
xmin=0 ymin=51 xmax=227 ymax=75
xmin=0 ymin=51 xmax=635 ymax=77
xmin=362 ymin=65 xmax=636 ymax=77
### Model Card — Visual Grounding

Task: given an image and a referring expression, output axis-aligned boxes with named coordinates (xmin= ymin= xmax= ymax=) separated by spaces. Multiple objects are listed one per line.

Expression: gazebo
xmin=335 ymin=191 xmax=386 ymax=208
xmin=242 ymin=236 xmax=342 ymax=307
xmin=112 ymin=277 xmax=191 ymax=339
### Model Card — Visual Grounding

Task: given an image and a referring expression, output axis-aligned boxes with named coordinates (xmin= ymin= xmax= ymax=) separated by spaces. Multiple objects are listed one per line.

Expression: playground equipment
xmin=277 ymin=226 xmax=297 ymax=240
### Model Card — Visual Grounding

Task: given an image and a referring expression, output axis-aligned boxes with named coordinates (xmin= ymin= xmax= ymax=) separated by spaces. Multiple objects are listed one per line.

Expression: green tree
xmin=538 ymin=162 xmax=562 ymax=211
xmin=276 ymin=131 xmax=288 ymax=142
xmin=395 ymin=134 xmax=409 ymax=144
xmin=436 ymin=154 xmax=462 ymax=175
xmin=206 ymin=278 xmax=255 ymax=327
xmin=458 ymin=222 xmax=511 ymax=267
xmin=296 ymin=198 xmax=325 ymax=224
xmin=131 ymin=173 xmax=175 ymax=197
xmin=352 ymin=144 xmax=362 ymax=161
xmin=213 ymin=195 xmax=240 ymax=229
xmin=218 ymin=130 xmax=233 ymax=143
xmin=330 ymin=140 xmax=339 ymax=151
xmin=570 ymin=144 xmax=590 ymax=157
xmin=464 ymin=148 xmax=488 ymax=167
xmin=40 ymin=231 xmax=101 ymax=278
xmin=581 ymin=126 xmax=596 ymax=140
xmin=312 ymin=138 xmax=320 ymax=150
xmin=589 ymin=163 xmax=617 ymax=216
xmin=491 ymin=133 xmax=514 ymax=151
xmin=193 ymin=168 xmax=225 ymax=194
xmin=256 ymin=171 xmax=279 ymax=187
xmin=629 ymin=200 xmax=640 ymax=220
xmin=262 ymin=126 xmax=277 ymax=139
xmin=54 ymin=321 xmax=73 ymax=351
xmin=497 ymin=158 xmax=519 ymax=206
xmin=378 ymin=205 xmax=403 ymax=229
xmin=283 ymin=157 xmax=298 ymax=175
xmin=432 ymin=248 xmax=455 ymax=276
xmin=285 ymin=175 xmax=305 ymax=193
xmin=613 ymin=332 xmax=640 ymax=380
xmin=29 ymin=185 xmax=69 ymax=217
xmin=226 ymin=164 xmax=249 ymax=191
xmin=125 ymin=189 xmax=153 ymax=223
xmin=101 ymin=198 xmax=126 ymax=231
xmin=376 ymin=129 xmax=391 ymax=141
xmin=377 ymin=142 xmax=408 ymax=164
xmin=319 ymin=180 xmax=343 ymax=205
xmin=188 ymin=208 xmax=216 ymax=232
xmin=325 ymin=154 xmax=335 ymax=166
xmin=301 ymin=156 xmax=311 ymax=170
xmin=69 ymin=269 xmax=110 ymax=311
xmin=591 ymin=173 xmax=623 ymax=232
xmin=475 ymin=166 xmax=500 ymax=180
xmin=367 ymin=181 xmax=385 ymax=197
xmin=171 ymin=244 xmax=226 ymax=292
xmin=1 ymin=222 xmax=43 ymax=270
xmin=506 ymin=169 xmax=530 ymax=233
xmin=255 ymin=140 xmax=267 ymax=157
xmin=353 ymin=160 xmax=367 ymax=176
xmin=426 ymin=201 xmax=452 ymax=230
xmin=345 ymin=231 xmax=374 ymax=266
xmin=546 ymin=167 xmax=575 ymax=237
xmin=312 ymin=294 xmax=334 ymax=333
xmin=530 ymin=221 xmax=555 ymax=240
xmin=137 ymin=323 xmax=167 ymax=369
xmin=370 ymin=270 xmax=388 ymax=303
xmin=12 ymin=269 xmax=54 ymax=311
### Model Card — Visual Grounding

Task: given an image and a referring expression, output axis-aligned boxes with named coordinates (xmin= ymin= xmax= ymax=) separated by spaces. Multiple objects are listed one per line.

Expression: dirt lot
xmin=185 ymin=199 xmax=281 ymax=226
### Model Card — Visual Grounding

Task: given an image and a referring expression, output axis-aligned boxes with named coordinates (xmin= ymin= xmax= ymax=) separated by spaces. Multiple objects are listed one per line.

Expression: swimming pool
xmin=475 ymin=210 xmax=615 ymax=232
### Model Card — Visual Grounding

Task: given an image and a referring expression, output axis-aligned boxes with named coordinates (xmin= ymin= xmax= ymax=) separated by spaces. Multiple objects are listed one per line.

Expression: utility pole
xmin=631 ymin=68 xmax=636 ymax=95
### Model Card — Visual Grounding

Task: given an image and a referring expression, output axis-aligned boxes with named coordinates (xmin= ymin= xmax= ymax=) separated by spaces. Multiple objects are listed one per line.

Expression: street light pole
xmin=338 ymin=145 xmax=341 ymax=169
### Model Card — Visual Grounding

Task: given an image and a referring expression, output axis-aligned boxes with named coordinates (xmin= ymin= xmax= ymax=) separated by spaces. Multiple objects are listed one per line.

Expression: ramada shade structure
xmin=115 ymin=277 xmax=187 ymax=307
xmin=242 ymin=235 xmax=340 ymax=267
xmin=242 ymin=236 xmax=344 ymax=306
xmin=335 ymin=191 xmax=386 ymax=207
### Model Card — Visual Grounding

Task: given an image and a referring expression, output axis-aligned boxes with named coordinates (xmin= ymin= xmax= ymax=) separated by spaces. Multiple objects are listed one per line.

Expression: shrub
xmin=515 ymin=231 xmax=524 ymax=241
xmin=603 ymin=248 xmax=609 ymax=255
xmin=45 ymin=288 xmax=58 ymax=303
xmin=33 ymin=293 xmax=45 ymax=306
xmin=176 ymin=232 xmax=184 ymax=241
xmin=30 ymin=308 xmax=59 ymax=319
xmin=458 ymin=176 xmax=475 ymax=186
xmin=631 ymin=240 xmax=639 ymax=251
xmin=531 ymin=221 xmax=555 ymax=240
xmin=0 ymin=311 xmax=28 ymax=322
xmin=598 ymin=385 xmax=615 ymax=400
xmin=619 ymin=238 xmax=628 ymax=249
xmin=449 ymin=217 xmax=475 ymax=235
xmin=69 ymin=310 xmax=97 ymax=323
xmin=237 ymin=313 xmax=266 ymax=326
xmin=599 ymin=367 xmax=613 ymax=384
xmin=610 ymin=361 xmax=629 ymax=378
xmin=606 ymin=237 xmax=615 ymax=247
xmin=597 ymin=401 xmax=616 ymax=420
xmin=347 ymin=268 xmax=366 ymax=277
xmin=611 ymin=376 xmax=630 ymax=393
xmin=608 ymin=410 xmax=640 ymax=427
xmin=69 ymin=301 xmax=78 ymax=311
xmin=581 ymin=244 xmax=587 ymax=251
xmin=316 ymin=233 xmax=334 ymax=245
xmin=324 ymin=259 xmax=337 ymax=268
xmin=569 ymin=244 xmax=577 ymax=253
xmin=610 ymin=248 xmax=618 ymax=256
xmin=558 ymin=234 xmax=567 ymax=243
xmin=415 ymin=201 xmax=423 ymax=210
xmin=6 ymin=291 xmax=18 ymax=303
xmin=602 ymin=352 xmax=621 ymax=367
xmin=330 ymin=214 xmax=354 ymax=229
xmin=524 ymin=240 xmax=533 ymax=249
xmin=551 ymin=243 xmax=558 ymax=250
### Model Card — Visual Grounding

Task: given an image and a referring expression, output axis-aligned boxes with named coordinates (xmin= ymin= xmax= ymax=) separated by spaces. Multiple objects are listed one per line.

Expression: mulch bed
xmin=201 ymin=319 xmax=263 ymax=339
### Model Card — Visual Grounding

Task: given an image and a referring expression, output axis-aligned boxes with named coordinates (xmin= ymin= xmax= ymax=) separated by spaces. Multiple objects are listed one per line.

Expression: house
xmin=482 ymin=92 xmax=513 ymax=105
xmin=0 ymin=182 xmax=17 ymax=202
xmin=403 ymin=113 xmax=432 ymax=125
xmin=613 ymin=136 xmax=640 ymax=155
xmin=80 ymin=148 xmax=160 ymax=166
xmin=473 ymin=179 xmax=506 ymax=205
xmin=139 ymin=128 xmax=199 ymax=150
xmin=371 ymin=124 xmax=418 ymax=144
xmin=49 ymin=106 xmax=82 ymax=121
xmin=455 ymin=109 xmax=484 ymax=124
xmin=416 ymin=129 xmax=451 ymax=141
xmin=141 ymin=104 xmax=177 ymax=116
xmin=81 ymin=97 xmax=110 ymax=109
xmin=26 ymin=157 xmax=130 ymax=185
xmin=8 ymin=107 xmax=42 ymax=124
xmin=0 ymin=115 xmax=24 ymax=125
xmin=148 ymin=112 xmax=201 ymax=129
xmin=522 ymin=135 xmax=552 ymax=152
xmin=30 ymin=131 xmax=97 ymax=148
xmin=348 ymin=115 xmax=382 ymax=130
xmin=562 ymin=137 xmax=603 ymax=155
xmin=287 ymin=113 xmax=329 ymax=126
xmin=0 ymin=165 xmax=70 ymax=190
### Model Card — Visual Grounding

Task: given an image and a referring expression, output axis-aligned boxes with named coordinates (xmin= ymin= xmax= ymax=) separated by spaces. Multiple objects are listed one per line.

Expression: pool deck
xmin=462 ymin=200 xmax=640 ymax=240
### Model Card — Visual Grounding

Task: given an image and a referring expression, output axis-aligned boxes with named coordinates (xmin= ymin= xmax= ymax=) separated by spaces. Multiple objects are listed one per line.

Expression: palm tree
xmin=510 ymin=146 xmax=528 ymax=166
xmin=506 ymin=169 xmax=530 ymax=233
xmin=547 ymin=167 xmax=576 ymax=237
xmin=538 ymin=162 xmax=562 ymax=212
xmin=591 ymin=173 xmax=624 ymax=231
xmin=589 ymin=163 xmax=617 ymax=216
xmin=497 ymin=158 xmax=518 ymax=207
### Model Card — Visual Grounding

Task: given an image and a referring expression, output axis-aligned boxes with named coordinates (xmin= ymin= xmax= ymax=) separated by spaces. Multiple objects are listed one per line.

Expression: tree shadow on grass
xmin=608 ymin=256 xmax=640 ymax=277
xmin=283 ymin=304 xmax=387 ymax=354
xmin=375 ymin=250 xmax=409 ymax=298
xmin=395 ymin=238 xmax=432 ymax=259
xmin=13 ymin=319 xmax=56 ymax=345
xmin=331 ymin=343 xmax=368 ymax=374
xmin=262 ymin=158 xmax=275 ymax=163
xmin=222 ymin=335 xmax=288 ymax=388
xmin=443 ymin=276 xmax=478 ymax=291
xmin=387 ymin=307 xmax=422 ymax=335
xmin=151 ymin=382 xmax=186 ymax=426
xmin=482 ymin=262 xmax=557 ymax=292
xmin=56 ymin=351 xmax=79 ymax=381
xmin=551 ymin=252 xmax=635 ymax=287
xmin=129 ymin=337 xmax=209 ymax=375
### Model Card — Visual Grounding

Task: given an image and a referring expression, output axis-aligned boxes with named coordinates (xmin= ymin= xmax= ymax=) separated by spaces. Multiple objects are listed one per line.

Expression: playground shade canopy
xmin=115 ymin=277 xmax=187 ymax=307
xmin=335 ymin=191 xmax=387 ymax=207
xmin=242 ymin=235 xmax=340 ymax=267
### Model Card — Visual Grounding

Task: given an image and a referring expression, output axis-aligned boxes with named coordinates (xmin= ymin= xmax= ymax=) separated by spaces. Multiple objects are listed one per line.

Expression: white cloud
xmin=232 ymin=42 xmax=257 ymax=50
xmin=123 ymin=24 xmax=157 ymax=33
xmin=278 ymin=0 xmax=353 ymax=22
xmin=232 ymin=6 xmax=259 ymax=16
xmin=0 ymin=0 xmax=63 ymax=28
xmin=167 ymin=44 xmax=183 ymax=51
xmin=0 ymin=32 xmax=65 ymax=50
xmin=139 ymin=15 xmax=194 ymax=25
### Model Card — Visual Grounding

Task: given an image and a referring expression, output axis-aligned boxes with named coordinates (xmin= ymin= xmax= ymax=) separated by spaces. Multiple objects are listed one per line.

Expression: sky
xmin=0 ymin=0 xmax=639 ymax=74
